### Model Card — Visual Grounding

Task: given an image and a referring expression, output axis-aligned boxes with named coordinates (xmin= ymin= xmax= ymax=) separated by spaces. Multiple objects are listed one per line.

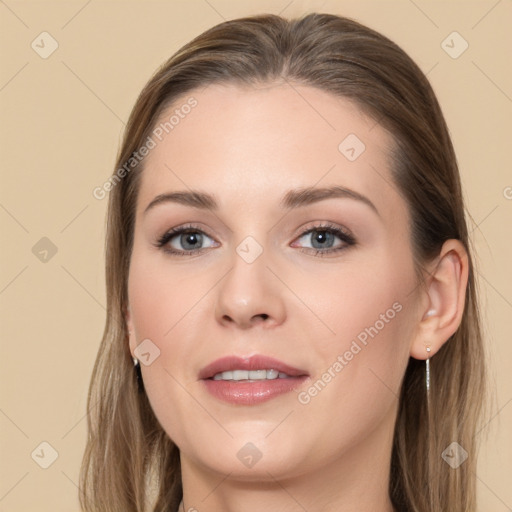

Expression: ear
xmin=125 ymin=304 xmax=136 ymax=358
xmin=410 ymin=239 xmax=469 ymax=360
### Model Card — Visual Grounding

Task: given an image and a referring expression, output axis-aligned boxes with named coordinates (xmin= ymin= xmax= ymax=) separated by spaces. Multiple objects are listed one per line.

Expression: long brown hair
xmin=79 ymin=13 xmax=487 ymax=512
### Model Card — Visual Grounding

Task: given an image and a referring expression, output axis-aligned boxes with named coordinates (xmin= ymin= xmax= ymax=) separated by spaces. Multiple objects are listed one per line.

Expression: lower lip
xmin=202 ymin=377 xmax=308 ymax=405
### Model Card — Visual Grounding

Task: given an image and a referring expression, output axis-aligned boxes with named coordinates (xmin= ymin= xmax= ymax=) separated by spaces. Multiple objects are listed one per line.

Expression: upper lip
xmin=199 ymin=355 xmax=309 ymax=380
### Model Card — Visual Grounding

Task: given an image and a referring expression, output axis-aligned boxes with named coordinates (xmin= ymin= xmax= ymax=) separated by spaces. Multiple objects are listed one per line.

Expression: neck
xmin=179 ymin=409 xmax=397 ymax=512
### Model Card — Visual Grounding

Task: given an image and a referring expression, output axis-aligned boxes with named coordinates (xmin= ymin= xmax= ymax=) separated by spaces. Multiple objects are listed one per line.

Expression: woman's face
xmin=127 ymin=82 xmax=424 ymax=480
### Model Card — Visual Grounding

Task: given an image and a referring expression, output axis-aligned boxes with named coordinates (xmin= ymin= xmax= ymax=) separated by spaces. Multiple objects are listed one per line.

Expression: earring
xmin=133 ymin=357 xmax=144 ymax=392
xmin=425 ymin=345 xmax=431 ymax=393
xmin=128 ymin=330 xmax=143 ymax=392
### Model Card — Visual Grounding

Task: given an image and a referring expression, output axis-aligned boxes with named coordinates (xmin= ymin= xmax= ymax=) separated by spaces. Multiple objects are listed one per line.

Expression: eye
xmin=156 ymin=224 xmax=218 ymax=256
xmin=291 ymin=222 xmax=356 ymax=256
xmin=155 ymin=222 xmax=356 ymax=257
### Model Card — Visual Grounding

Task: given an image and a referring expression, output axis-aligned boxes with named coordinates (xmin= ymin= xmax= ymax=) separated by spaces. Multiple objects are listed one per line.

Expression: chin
xmin=181 ymin=434 xmax=313 ymax=481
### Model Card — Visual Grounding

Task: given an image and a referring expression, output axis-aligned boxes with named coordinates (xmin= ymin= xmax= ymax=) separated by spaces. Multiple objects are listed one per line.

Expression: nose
xmin=214 ymin=244 xmax=286 ymax=330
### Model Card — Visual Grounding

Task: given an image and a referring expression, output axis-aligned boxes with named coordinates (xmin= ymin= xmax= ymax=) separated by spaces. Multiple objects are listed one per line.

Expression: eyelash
xmin=155 ymin=222 xmax=356 ymax=258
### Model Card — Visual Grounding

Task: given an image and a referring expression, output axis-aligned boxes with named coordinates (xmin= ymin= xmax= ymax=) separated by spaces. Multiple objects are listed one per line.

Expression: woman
xmin=80 ymin=12 xmax=487 ymax=512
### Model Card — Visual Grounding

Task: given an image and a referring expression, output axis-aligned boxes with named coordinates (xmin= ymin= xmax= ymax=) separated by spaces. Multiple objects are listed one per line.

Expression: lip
xmin=199 ymin=355 xmax=309 ymax=406
xmin=199 ymin=355 xmax=308 ymax=380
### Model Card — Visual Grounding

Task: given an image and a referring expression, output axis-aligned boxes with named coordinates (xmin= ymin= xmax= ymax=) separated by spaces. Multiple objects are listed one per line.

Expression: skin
xmin=126 ymin=81 xmax=468 ymax=512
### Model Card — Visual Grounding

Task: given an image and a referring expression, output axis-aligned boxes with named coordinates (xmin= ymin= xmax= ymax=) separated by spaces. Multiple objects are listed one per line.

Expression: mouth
xmin=211 ymin=369 xmax=294 ymax=381
xmin=199 ymin=355 xmax=309 ymax=405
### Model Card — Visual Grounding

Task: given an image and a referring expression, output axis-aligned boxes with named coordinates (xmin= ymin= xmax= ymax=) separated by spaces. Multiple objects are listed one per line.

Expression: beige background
xmin=0 ymin=0 xmax=510 ymax=510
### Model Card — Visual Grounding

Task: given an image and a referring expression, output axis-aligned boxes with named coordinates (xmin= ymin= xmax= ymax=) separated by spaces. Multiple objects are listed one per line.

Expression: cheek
xmin=127 ymin=251 xmax=217 ymax=376
xmin=299 ymin=249 xmax=416 ymax=418
xmin=293 ymin=301 xmax=413 ymax=466
xmin=311 ymin=248 xmax=416 ymax=357
xmin=127 ymin=251 xmax=205 ymax=341
xmin=127 ymin=256 xmax=208 ymax=444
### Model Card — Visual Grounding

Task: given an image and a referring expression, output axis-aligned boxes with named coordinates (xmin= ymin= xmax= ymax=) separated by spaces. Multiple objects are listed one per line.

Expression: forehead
xmin=136 ymin=81 xmax=402 ymax=219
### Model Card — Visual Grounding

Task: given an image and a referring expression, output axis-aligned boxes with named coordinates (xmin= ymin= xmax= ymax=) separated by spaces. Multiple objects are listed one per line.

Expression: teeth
xmin=248 ymin=370 xmax=267 ymax=380
xmin=213 ymin=371 xmax=232 ymax=380
xmin=212 ymin=369 xmax=289 ymax=381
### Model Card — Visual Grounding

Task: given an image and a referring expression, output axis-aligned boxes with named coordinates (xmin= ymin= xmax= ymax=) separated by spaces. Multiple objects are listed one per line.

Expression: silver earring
xmin=133 ymin=357 xmax=144 ymax=392
xmin=425 ymin=345 xmax=431 ymax=393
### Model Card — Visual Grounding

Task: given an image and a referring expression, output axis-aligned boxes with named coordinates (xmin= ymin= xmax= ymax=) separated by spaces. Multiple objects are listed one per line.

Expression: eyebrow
xmin=143 ymin=185 xmax=380 ymax=217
